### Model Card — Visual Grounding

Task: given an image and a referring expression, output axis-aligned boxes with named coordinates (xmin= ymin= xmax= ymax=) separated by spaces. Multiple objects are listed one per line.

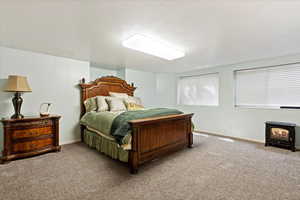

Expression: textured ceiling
xmin=1 ymin=0 xmax=300 ymax=72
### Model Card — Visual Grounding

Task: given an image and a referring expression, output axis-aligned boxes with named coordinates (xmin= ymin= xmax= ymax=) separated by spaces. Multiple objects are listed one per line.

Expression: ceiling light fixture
xmin=122 ymin=34 xmax=185 ymax=60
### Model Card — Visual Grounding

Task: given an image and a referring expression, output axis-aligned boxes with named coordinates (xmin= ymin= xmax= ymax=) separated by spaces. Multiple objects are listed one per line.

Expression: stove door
xmin=270 ymin=128 xmax=289 ymax=141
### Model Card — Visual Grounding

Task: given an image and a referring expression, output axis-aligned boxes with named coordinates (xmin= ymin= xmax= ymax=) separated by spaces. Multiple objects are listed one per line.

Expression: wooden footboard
xmin=128 ymin=113 xmax=193 ymax=174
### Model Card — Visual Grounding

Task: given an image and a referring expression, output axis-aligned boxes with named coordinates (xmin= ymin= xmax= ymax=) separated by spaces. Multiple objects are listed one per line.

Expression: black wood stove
xmin=265 ymin=121 xmax=296 ymax=152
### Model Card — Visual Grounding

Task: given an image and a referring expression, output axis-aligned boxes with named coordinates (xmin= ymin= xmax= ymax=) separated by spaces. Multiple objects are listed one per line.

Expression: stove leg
xmin=291 ymin=147 xmax=296 ymax=152
xmin=265 ymin=142 xmax=269 ymax=147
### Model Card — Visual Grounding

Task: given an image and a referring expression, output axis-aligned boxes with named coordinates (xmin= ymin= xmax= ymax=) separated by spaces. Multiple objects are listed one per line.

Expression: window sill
xmin=177 ymin=104 xmax=219 ymax=107
xmin=235 ymin=105 xmax=300 ymax=110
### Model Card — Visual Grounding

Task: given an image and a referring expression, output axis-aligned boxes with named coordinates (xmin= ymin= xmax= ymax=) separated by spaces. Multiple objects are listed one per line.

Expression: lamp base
xmin=11 ymin=92 xmax=24 ymax=119
xmin=11 ymin=113 xmax=24 ymax=119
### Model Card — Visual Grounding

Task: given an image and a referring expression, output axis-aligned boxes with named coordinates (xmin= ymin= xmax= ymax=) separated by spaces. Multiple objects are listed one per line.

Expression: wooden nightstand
xmin=1 ymin=115 xmax=61 ymax=163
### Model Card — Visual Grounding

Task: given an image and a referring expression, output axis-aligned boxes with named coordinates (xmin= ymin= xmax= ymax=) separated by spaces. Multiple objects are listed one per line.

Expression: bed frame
xmin=79 ymin=76 xmax=193 ymax=173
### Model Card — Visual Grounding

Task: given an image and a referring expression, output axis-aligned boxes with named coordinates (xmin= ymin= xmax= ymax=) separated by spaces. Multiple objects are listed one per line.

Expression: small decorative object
xmin=39 ymin=103 xmax=52 ymax=117
xmin=3 ymin=75 xmax=32 ymax=119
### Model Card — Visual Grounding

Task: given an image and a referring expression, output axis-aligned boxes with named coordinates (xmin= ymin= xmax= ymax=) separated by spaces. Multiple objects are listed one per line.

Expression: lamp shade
xmin=3 ymin=75 xmax=32 ymax=92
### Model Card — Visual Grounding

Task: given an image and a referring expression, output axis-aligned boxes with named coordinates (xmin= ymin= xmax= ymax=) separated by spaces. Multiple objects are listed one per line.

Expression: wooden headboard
xmin=79 ymin=76 xmax=136 ymax=116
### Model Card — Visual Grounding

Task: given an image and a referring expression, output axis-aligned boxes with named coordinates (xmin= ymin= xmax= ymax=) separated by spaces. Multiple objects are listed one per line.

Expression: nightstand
xmin=1 ymin=115 xmax=61 ymax=163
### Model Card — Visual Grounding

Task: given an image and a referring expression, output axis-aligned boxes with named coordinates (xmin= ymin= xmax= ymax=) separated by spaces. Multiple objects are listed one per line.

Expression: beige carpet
xmin=1 ymin=134 xmax=300 ymax=200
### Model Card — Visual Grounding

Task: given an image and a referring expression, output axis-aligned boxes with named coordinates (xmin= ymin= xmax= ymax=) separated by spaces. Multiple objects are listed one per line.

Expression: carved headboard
xmin=79 ymin=76 xmax=136 ymax=116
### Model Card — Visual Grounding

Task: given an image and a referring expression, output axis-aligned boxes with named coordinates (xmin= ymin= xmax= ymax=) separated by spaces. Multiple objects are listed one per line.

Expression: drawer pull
xmin=28 ymin=132 xmax=35 ymax=136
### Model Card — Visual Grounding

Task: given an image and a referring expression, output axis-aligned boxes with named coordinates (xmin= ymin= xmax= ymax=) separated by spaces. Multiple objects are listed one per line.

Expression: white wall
xmin=125 ymin=69 xmax=157 ymax=107
xmin=124 ymin=69 xmax=176 ymax=108
xmin=125 ymin=69 xmax=177 ymax=108
xmin=89 ymin=66 xmax=127 ymax=81
xmin=89 ymin=66 xmax=117 ymax=81
xmin=0 ymin=46 xmax=89 ymax=153
xmin=156 ymin=73 xmax=177 ymax=108
xmin=177 ymin=54 xmax=300 ymax=146
xmin=116 ymin=68 xmax=126 ymax=80
xmin=90 ymin=67 xmax=176 ymax=108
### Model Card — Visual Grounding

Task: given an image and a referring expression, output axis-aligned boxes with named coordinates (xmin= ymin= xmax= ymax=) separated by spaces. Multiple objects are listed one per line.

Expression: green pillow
xmin=84 ymin=97 xmax=97 ymax=112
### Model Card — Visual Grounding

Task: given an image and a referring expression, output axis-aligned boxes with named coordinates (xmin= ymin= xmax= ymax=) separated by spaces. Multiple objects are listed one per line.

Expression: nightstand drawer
xmin=12 ymin=127 xmax=53 ymax=139
xmin=12 ymin=138 xmax=54 ymax=153
xmin=10 ymin=119 xmax=53 ymax=128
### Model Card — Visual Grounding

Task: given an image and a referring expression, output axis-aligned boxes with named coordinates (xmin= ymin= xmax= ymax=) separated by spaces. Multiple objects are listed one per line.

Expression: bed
xmin=79 ymin=76 xmax=193 ymax=173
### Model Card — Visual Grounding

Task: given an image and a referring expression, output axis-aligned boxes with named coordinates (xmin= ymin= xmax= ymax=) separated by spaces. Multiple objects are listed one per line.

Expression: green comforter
xmin=111 ymin=108 xmax=182 ymax=144
xmin=80 ymin=108 xmax=183 ymax=144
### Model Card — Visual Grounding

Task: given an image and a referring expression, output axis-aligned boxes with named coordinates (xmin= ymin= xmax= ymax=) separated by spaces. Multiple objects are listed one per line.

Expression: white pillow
xmin=96 ymin=96 xmax=109 ymax=112
xmin=109 ymin=92 xmax=129 ymax=99
xmin=106 ymin=97 xmax=127 ymax=111
xmin=127 ymin=96 xmax=142 ymax=105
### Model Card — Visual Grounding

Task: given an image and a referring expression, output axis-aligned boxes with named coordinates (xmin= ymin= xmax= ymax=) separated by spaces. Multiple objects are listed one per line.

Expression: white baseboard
xmin=59 ymin=132 xmax=300 ymax=149
xmin=194 ymin=130 xmax=300 ymax=149
xmin=194 ymin=130 xmax=264 ymax=144
xmin=60 ymin=139 xmax=81 ymax=145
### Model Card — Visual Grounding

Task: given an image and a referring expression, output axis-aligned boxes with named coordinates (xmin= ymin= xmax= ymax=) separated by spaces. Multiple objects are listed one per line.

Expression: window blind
xmin=235 ymin=63 xmax=300 ymax=108
xmin=178 ymin=73 xmax=219 ymax=106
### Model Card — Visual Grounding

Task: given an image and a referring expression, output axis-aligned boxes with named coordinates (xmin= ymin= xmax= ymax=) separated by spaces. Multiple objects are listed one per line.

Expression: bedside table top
xmin=1 ymin=115 xmax=61 ymax=123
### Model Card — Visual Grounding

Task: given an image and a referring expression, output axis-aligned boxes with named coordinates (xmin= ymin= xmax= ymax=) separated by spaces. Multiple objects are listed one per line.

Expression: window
xmin=178 ymin=73 xmax=219 ymax=106
xmin=235 ymin=63 xmax=300 ymax=108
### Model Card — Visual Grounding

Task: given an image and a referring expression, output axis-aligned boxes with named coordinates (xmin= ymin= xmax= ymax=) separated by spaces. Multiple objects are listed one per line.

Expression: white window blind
xmin=178 ymin=73 xmax=219 ymax=106
xmin=235 ymin=63 xmax=300 ymax=108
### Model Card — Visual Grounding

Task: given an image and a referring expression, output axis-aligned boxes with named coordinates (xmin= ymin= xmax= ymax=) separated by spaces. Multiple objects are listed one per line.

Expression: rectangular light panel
xmin=122 ymin=34 xmax=185 ymax=60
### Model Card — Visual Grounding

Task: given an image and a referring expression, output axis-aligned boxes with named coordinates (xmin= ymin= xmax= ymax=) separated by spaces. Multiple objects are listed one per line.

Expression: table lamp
xmin=3 ymin=75 xmax=32 ymax=119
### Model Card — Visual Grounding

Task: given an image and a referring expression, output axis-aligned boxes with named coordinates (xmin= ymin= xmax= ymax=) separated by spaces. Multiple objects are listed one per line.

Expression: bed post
xmin=187 ymin=118 xmax=193 ymax=148
xmin=129 ymin=127 xmax=139 ymax=174
xmin=129 ymin=152 xmax=139 ymax=174
xmin=80 ymin=125 xmax=85 ymax=142
xmin=79 ymin=78 xmax=87 ymax=142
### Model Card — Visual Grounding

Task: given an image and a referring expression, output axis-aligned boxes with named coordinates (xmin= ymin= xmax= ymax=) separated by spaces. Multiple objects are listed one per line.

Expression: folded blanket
xmin=111 ymin=108 xmax=182 ymax=144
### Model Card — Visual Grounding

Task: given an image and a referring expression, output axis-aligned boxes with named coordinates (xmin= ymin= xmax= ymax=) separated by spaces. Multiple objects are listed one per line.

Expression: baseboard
xmin=193 ymin=130 xmax=264 ymax=144
xmin=194 ymin=130 xmax=300 ymax=150
xmin=60 ymin=139 xmax=81 ymax=145
xmin=58 ymin=132 xmax=300 ymax=149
